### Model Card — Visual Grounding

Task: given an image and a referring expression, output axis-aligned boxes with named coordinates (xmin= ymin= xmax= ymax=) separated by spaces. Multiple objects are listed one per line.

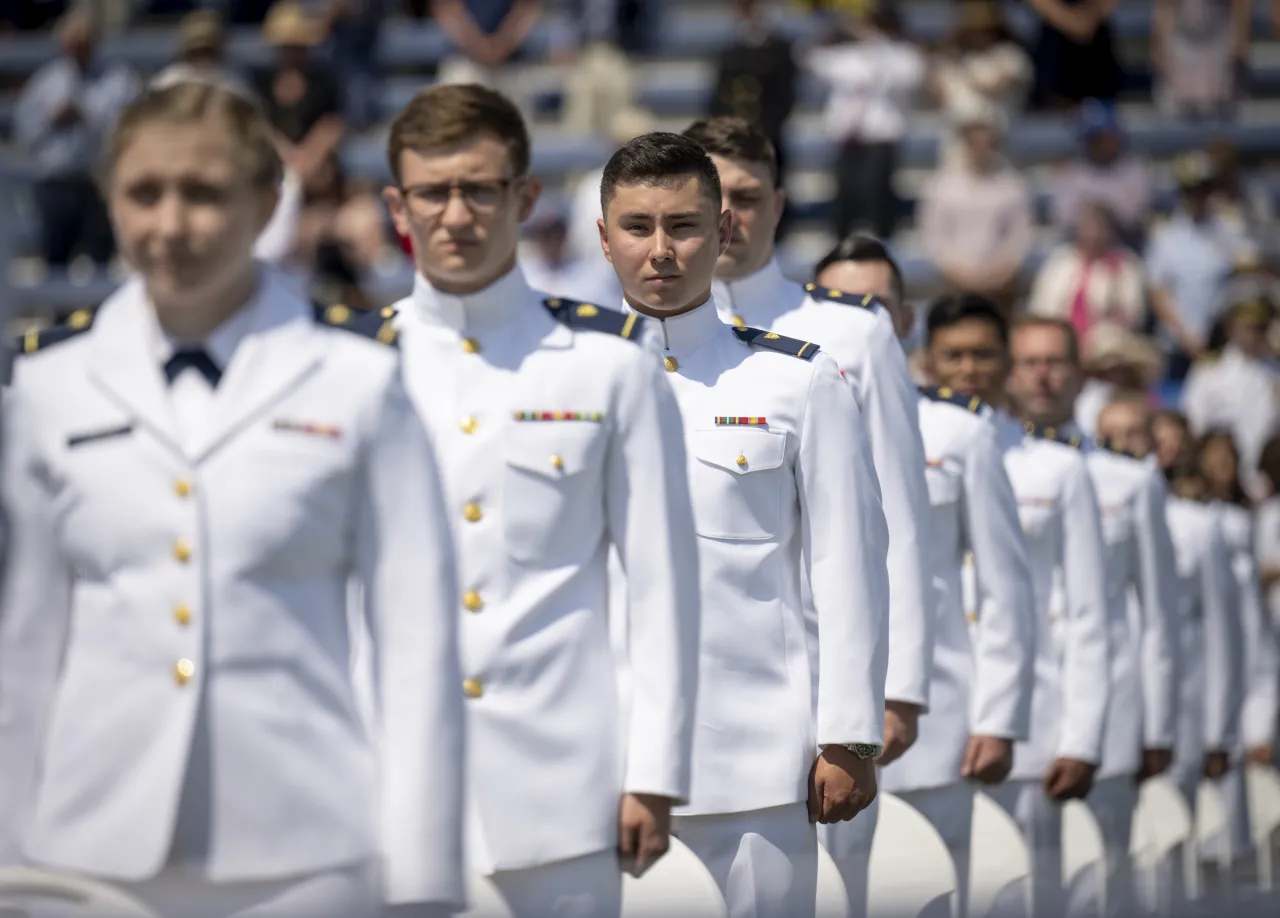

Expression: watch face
xmin=853 ymin=743 xmax=880 ymax=759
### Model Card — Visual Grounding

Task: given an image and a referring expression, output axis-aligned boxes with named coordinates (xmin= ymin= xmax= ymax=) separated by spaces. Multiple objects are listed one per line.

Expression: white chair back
xmin=1195 ymin=780 xmax=1234 ymax=872
xmin=1061 ymin=800 xmax=1106 ymax=918
xmin=621 ymin=836 xmax=728 ymax=918
xmin=816 ymin=841 xmax=851 ymax=918
xmin=0 ymin=867 xmax=157 ymax=917
xmin=1245 ymin=764 xmax=1280 ymax=891
xmin=866 ymin=792 xmax=959 ymax=918
xmin=969 ymin=791 xmax=1034 ymax=918
xmin=456 ymin=872 xmax=516 ymax=918
xmin=1129 ymin=776 xmax=1197 ymax=913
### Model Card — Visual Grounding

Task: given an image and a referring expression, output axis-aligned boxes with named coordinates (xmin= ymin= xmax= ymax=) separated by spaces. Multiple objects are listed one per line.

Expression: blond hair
xmin=105 ymin=79 xmax=282 ymax=190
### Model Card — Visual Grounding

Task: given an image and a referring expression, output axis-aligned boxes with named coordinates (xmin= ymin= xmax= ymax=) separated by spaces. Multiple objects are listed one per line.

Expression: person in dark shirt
xmin=1027 ymin=0 xmax=1123 ymax=109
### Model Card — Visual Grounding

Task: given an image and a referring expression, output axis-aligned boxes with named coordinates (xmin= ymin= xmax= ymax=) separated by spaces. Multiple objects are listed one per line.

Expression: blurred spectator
xmin=152 ymin=10 xmax=253 ymax=94
xmin=13 ymin=10 xmax=137 ymax=266
xmin=918 ymin=101 xmax=1032 ymax=306
xmin=254 ymin=1 xmax=345 ymax=187
xmin=1145 ymin=150 xmax=1256 ymax=378
xmin=1 ymin=0 xmax=68 ymax=31
xmin=1028 ymin=199 xmax=1147 ymax=342
xmin=558 ymin=0 xmax=661 ymax=136
xmin=1208 ymin=139 xmax=1276 ymax=244
xmin=321 ymin=0 xmax=384 ymax=130
xmin=1198 ymin=428 xmax=1251 ymax=502
xmin=431 ymin=0 xmax=543 ymax=102
xmin=1182 ymin=295 xmax=1280 ymax=499
xmin=1153 ymin=0 xmax=1251 ymax=119
xmin=566 ymin=106 xmax=655 ymax=273
xmin=293 ymin=154 xmax=384 ymax=309
xmin=1153 ymin=408 xmax=1194 ymax=472
xmin=1254 ymin=434 xmax=1280 ymax=619
xmin=521 ymin=200 xmax=622 ymax=306
xmin=931 ymin=1 xmax=1031 ymax=127
xmin=1049 ymin=100 xmax=1153 ymax=246
xmin=804 ymin=7 xmax=924 ymax=240
xmin=1027 ymin=0 xmax=1122 ymax=110
xmin=68 ymin=0 xmax=134 ymax=34
xmin=1073 ymin=328 xmax=1165 ymax=437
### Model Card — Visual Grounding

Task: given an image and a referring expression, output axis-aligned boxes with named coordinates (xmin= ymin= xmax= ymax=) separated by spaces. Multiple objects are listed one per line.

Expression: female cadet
xmin=0 ymin=80 xmax=464 ymax=918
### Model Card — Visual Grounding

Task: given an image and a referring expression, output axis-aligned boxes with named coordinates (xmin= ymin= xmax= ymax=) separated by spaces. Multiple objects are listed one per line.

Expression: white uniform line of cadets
xmin=0 ymin=76 xmax=1275 ymax=918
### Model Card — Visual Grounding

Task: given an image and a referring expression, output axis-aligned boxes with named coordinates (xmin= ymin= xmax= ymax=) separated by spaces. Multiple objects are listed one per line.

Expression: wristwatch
xmin=826 ymin=743 xmax=882 ymax=759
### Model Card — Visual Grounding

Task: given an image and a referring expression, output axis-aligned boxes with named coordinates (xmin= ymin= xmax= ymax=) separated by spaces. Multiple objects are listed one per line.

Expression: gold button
xmin=736 ymin=454 xmax=748 ymax=469
xmin=664 ymin=356 xmax=679 ymax=373
xmin=173 ymin=538 xmax=192 ymax=563
xmin=551 ymin=454 xmax=564 ymax=470
xmin=462 ymin=678 xmax=484 ymax=699
xmin=175 ymin=658 xmax=195 ymax=685
xmin=174 ymin=603 xmax=192 ymax=626
xmin=462 ymin=337 xmax=481 ymax=354
xmin=174 ymin=478 xmax=192 ymax=498
xmin=460 ymin=416 xmax=478 ymax=434
xmin=730 ymin=314 xmax=746 ymax=327
xmin=966 ymin=612 xmax=978 ymax=624
xmin=463 ymin=590 xmax=484 ymax=613
xmin=463 ymin=501 xmax=483 ymax=523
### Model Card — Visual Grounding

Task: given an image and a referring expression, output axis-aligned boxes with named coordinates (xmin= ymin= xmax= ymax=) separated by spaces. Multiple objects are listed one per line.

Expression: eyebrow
xmin=617 ymin=210 xmax=703 ymax=221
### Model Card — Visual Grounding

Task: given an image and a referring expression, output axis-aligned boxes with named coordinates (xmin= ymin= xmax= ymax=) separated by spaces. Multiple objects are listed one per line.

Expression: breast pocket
xmin=689 ymin=428 xmax=787 ymax=541
xmin=1017 ymin=500 xmax=1057 ymax=541
xmin=503 ymin=425 xmax=607 ymax=563
xmin=925 ymin=462 xmax=961 ymax=508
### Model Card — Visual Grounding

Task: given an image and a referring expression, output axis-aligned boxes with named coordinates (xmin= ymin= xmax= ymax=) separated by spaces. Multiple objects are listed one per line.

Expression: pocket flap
xmin=693 ymin=427 xmax=786 ymax=475
xmin=506 ymin=425 xmax=604 ymax=479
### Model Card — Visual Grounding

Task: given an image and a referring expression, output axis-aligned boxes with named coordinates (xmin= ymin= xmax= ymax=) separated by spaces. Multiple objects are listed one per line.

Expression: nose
xmin=439 ymin=189 xmax=473 ymax=228
xmin=648 ymin=226 xmax=675 ymax=263
xmin=155 ymin=189 xmax=187 ymax=240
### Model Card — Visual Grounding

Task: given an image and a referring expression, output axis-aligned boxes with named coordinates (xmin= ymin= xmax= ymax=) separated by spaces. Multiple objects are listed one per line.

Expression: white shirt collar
xmin=627 ymin=296 xmax=723 ymax=353
xmin=408 ymin=264 xmax=531 ymax=334
xmin=148 ymin=268 xmax=263 ymax=370
xmin=711 ymin=258 xmax=791 ymax=328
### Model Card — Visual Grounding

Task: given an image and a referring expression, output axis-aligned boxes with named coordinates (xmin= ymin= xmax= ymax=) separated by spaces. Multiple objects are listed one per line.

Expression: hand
xmin=52 ymin=101 xmax=81 ymax=127
xmin=876 ymin=700 xmax=921 ymax=766
xmin=1137 ymin=747 xmax=1174 ymax=781
xmin=1248 ymin=745 xmax=1276 ymax=767
xmin=1203 ymin=750 xmax=1231 ymax=780
xmin=617 ymin=793 xmax=672 ymax=879
xmin=808 ymin=746 xmax=877 ymax=824
xmin=961 ymin=735 xmax=1014 ymax=785
xmin=1043 ymin=757 xmax=1096 ymax=801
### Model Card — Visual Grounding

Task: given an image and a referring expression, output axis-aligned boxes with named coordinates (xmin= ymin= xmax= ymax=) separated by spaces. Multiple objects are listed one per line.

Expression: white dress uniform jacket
xmin=1164 ymin=497 xmax=1244 ymax=799
xmin=882 ymin=389 xmax=1035 ymax=794
xmin=1080 ymin=443 xmax=1181 ymax=778
xmin=713 ymin=260 xmax=932 ymax=708
xmin=993 ymin=413 xmax=1110 ymax=778
xmin=0 ymin=269 xmax=465 ymax=907
xmin=633 ymin=299 xmax=889 ymax=815
xmin=1182 ymin=346 xmax=1280 ymax=500
xmin=391 ymin=269 xmax=700 ymax=873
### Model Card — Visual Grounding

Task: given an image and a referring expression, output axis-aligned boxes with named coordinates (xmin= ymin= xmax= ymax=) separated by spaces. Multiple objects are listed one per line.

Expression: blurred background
xmin=1 ymin=0 xmax=1279 ymax=408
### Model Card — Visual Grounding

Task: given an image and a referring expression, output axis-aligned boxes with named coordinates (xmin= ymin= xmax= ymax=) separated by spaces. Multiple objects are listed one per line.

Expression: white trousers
xmin=984 ymin=779 xmax=1063 ymax=918
xmin=815 ymin=793 xmax=879 ymax=918
xmin=1069 ymin=775 xmax=1136 ymax=918
xmin=897 ymin=784 xmax=975 ymax=916
xmin=484 ymin=850 xmax=621 ymax=918
xmin=674 ymin=803 xmax=817 ymax=918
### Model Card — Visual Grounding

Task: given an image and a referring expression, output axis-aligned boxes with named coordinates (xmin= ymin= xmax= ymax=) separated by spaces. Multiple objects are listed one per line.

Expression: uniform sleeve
xmin=605 ymin=351 xmax=701 ymax=802
xmin=354 ymin=368 xmax=466 ymax=908
xmin=1131 ymin=468 xmax=1181 ymax=749
xmin=1056 ymin=456 xmax=1111 ymax=763
xmin=1200 ymin=519 xmax=1244 ymax=751
xmin=0 ymin=385 xmax=74 ymax=864
xmin=798 ymin=355 xmax=891 ymax=746
xmin=852 ymin=310 xmax=935 ymax=709
xmin=963 ymin=419 xmax=1036 ymax=740
xmin=1236 ymin=549 xmax=1279 ymax=748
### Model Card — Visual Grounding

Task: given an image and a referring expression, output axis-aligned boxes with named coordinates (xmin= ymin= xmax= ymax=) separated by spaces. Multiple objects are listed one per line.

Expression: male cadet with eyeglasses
xmin=680 ymin=117 xmax=933 ymax=911
xmin=379 ymin=85 xmax=701 ymax=918
xmin=923 ymin=294 xmax=1109 ymax=918
xmin=812 ymin=238 xmax=1037 ymax=910
xmin=596 ymin=131 xmax=889 ymax=918
xmin=1006 ymin=316 xmax=1180 ymax=915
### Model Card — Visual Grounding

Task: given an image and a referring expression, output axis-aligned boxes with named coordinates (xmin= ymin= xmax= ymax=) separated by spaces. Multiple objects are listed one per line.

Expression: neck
xmin=152 ymin=263 xmax=258 ymax=343
xmin=716 ymin=245 xmax=775 ymax=285
xmin=420 ymin=252 xmax=517 ymax=296
xmin=626 ymin=286 xmax=713 ymax=320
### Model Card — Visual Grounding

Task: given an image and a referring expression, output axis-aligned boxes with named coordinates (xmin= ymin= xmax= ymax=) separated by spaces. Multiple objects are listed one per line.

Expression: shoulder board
xmin=1090 ymin=436 xmax=1138 ymax=459
xmin=543 ymin=297 xmax=643 ymax=341
xmin=803 ymin=283 xmax=881 ymax=309
xmin=918 ymin=385 xmax=987 ymax=414
xmin=12 ymin=308 xmax=96 ymax=356
xmin=732 ymin=325 xmax=820 ymax=360
xmin=1023 ymin=420 xmax=1084 ymax=449
xmin=313 ymin=301 xmax=399 ymax=347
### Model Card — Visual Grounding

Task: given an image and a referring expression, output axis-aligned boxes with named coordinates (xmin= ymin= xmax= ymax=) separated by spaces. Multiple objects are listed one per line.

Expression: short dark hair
xmin=387 ymin=83 xmax=530 ymax=184
xmin=1011 ymin=315 xmax=1080 ymax=364
xmin=682 ymin=116 xmax=780 ymax=188
xmin=601 ymin=132 xmax=723 ymax=215
xmin=813 ymin=233 xmax=905 ymax=306
xmin=1258 ymin=434 xmax=1280 ymax=488
xmin=925 ymin=292 xmax=1009 ymax=348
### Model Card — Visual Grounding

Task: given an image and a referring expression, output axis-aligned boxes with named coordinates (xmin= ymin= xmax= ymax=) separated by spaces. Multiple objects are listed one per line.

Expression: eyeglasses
xmin=399 ymin=178 xmax=517 ymax=216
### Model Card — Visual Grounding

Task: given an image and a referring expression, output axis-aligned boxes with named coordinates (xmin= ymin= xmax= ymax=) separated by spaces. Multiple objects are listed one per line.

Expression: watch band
xmin=827 ymin=742 xmax=882 ymax=759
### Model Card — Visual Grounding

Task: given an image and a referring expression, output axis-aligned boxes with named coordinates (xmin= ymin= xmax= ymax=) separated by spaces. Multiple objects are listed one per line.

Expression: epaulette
xmin=918 ymin=385 xmax=988 ymax=414
xmin=732 ymin=325 xmax=820 ymax=360
xmin=12 ymin=308 xmax=96 ymax=356
xmin=543 ymin=297 xmax=643 ymax=341
xmin=313 ymin=301 xmax=399 ymax=347
xmin=803 ymin=284 xmax=881 ymax=309
xmin=1023 ymin=420 xmax=1084 ymax=449
xmin=1090 ymin=436 xmax=1137 ymax=459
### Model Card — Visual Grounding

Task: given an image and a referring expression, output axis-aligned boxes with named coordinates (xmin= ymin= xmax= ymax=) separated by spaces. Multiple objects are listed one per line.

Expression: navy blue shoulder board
xmin=732 ymin=325 xmax=820 ymax=360
xmin=543 ymin=297 xmax=643 ymax=341
xmin=13 ymin=307 xmax=97 ymax=356
xmin=313 ymin=302 xmax=399 ymax=347
xmin=803 ymin=284 xmax=882 ymax=309
xmin=919 ymin=385 xmax=988 ymax=414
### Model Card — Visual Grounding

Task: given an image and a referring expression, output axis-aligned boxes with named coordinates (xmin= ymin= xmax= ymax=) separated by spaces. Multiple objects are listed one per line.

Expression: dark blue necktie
xmin=164 ymin=348 xmax=222 ymax=388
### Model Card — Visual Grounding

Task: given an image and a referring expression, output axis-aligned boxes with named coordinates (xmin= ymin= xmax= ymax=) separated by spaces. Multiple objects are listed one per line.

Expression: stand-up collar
xmin=712 ymin=258 xmax=792 ymax=328
xmin=626 ymin=297 xmax=724 ymax=352
xmin=408 ymin=265 xmax=531 ymax=334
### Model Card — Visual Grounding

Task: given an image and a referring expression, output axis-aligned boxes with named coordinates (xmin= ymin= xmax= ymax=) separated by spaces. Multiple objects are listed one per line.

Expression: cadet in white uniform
xmin=598 ymin=132 xmax=889 ymax=918
xmin=381 ymin=87 xmax=701 ymax=918
xmin=0 ymin=81 xmax=465 ymax=918
xmin=882 ymin=386 xmax=1035 ymax=907
xmin=1007 ymin=318 xmax=1181 ymax=915
xmin=923 ymin=295 xmax=1109 ymax=918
